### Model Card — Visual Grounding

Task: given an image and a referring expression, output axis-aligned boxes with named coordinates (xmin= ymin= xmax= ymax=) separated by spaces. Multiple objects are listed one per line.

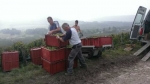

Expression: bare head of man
xmin=62 ymin=23 xmax=70 ymax=32
xmin=47 ymin=17 xmax=53 ymax=25
xmin=75 ymin=20 xmax=78 ymax=26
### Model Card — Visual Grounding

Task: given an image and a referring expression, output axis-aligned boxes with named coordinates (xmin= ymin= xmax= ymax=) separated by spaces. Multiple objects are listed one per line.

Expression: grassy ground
xmin=0 ymin=43 xmax=142 ymax=84
xmin=0 ymin=63 xmax=45 ymax=84
xmin=102 ymin=44 xmax=141 ymax=59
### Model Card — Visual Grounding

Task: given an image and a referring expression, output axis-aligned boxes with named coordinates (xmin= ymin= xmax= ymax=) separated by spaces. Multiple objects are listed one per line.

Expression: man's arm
xmin=78 ymin=26 xmax=81 ymax=32
xmin=78 ymin=26 xmax=83 ymax=37
xmin=60 ymin=33 xmax=66 ymax=37
xmin=57 ymin=30 xmax=71 ymax=42
xmin=51 ymin=27 xmax=61 ymax=33
xmin=57 ymin=37 xmax=65 ymax=42
xmin=78 ymin=26 xmax=83 ymax=34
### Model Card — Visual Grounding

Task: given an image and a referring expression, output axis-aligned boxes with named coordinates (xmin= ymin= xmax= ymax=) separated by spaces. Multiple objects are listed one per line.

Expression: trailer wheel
xmin=87 ymin=51 xmax=93 ymax=59
xmin=96 ymin=50 xmax=102 ymax=58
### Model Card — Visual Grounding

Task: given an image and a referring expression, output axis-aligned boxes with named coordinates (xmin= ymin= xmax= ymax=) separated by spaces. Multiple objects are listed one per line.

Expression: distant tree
xmin=0 ymin=28 xmax=21 ymax=35
xmin=25 ymin=28 xmax=47 ymax=35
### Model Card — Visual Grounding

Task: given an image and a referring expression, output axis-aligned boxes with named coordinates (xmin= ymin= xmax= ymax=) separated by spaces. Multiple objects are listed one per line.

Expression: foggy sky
xmin=0 ymin=0 xmax=150 ymax=23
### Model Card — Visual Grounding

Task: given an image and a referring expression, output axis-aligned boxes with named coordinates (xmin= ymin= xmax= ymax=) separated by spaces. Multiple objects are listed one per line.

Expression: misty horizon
xmin=0 ymin=0 xmax=150 ymax=29
xmin=0 ymin=15 xmax=136 ymax=30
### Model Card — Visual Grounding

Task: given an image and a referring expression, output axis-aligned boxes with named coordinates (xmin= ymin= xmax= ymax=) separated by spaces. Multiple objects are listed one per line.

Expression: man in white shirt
xmin=57 ymin=23 xmax=87 ymax=76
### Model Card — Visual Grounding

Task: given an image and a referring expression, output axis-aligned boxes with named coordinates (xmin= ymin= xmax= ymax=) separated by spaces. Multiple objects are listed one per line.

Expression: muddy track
xmin=19 ymin=52 xmax=145 ymax=84
xmin=53 ymin=55 xmax=141 ymax=84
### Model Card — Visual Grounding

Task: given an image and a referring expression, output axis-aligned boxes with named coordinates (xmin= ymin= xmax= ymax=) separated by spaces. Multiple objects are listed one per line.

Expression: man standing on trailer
xmin=72 ymin=20 xmax=83 ymax=38
xmin=47 ymin=16 xmax=62 ymax=35
xmin=56 ymin=23 xmax=87 ymax=76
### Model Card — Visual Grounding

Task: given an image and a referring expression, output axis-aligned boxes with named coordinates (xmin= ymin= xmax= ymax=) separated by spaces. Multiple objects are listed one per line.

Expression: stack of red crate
xmin=30 ymin=48 xmax=42 ymax=65
xmin=41 ymin=47 xmax=66 ymax=74
xmin=42 ymin=34 xmax=78 ymax=74
xmin=2 ymin=51 xmax=19 ymax=71
xmin=41 ymin=47 xmax=77 ymax=74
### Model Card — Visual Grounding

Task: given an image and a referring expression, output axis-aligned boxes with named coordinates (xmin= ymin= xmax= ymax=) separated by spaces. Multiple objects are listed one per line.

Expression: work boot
xmin=80 ymin=64 xmax=88 ymax=69
xmin=65 ymin=72 xmax=74 ymax=76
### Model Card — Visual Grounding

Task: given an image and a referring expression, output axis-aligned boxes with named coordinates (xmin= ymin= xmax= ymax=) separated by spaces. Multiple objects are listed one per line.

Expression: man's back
xmin=69 ymin=28 xmax=81 ymax=45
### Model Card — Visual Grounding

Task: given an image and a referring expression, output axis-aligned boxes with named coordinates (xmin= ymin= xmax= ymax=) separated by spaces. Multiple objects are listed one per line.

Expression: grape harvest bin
xmin=42 ymin=58 xmax=66 ymax=74
xmin=2 ymin=51 xmax=19 ymax=71
xmin=30 ymin=48 xmax=42 ymax=65
xmin=45 ymin=35 xmax=68 ymax=47
xmin=41 ymin=47 xmax=66 ymax=62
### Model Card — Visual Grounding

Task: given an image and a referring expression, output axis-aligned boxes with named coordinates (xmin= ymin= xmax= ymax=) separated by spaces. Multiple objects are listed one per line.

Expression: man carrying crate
xmin=47 ymin=16 xmax=62 ymax=35
xmin=56 ymin=23 xmax=87 ymax=76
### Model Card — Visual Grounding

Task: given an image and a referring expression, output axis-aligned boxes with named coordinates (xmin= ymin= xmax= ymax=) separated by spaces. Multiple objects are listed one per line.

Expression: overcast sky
xmin=0 ymin=0 xmax=150 ymax=22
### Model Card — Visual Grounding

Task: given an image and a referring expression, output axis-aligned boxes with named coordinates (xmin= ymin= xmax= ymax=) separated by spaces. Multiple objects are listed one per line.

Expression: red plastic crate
xmin=90 ymin=38 xmax=94 ymax=45
xmin=65 ymin=48 xmax=78 ymax=68
xmin=81 ymin=39 xmax=86 ymax=46
xmin=86 ymin=38 xmax=91 ymax=45
xmin=81 ymin=39 xmax=84 ymax=45
xmin=99 ymin=37 xmax=112 ymax=47
xmin=81 ymin=38 xmax=91 ymax=46
xmin=2 ymin=51 xmax=19 ymax=71
xmin=90 ymin=37 xmax=112 ymax=47
xmin=42 ymin=58 xmax=66 ymax=74
xmin=41 ymin=47 xmax=65 ymax=62
xmin=30 ymin=48 xmax=42 ymax=65
xmin=45 ymin=35 xmax=68 ymax=47
xmin=91 ymin=37 xmax=100 ymax=47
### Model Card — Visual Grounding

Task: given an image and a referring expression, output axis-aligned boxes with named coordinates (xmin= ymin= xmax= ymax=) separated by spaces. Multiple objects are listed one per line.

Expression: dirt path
xmin=19 ymin=54 xmax=150 ymax=84
xmin=105 ymin=59 xmax=150 ymax=84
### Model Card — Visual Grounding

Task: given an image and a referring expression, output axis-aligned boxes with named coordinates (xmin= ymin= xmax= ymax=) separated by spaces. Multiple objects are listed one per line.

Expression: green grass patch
xmin=0 ymin=63 xmax=45 ymax=84
xmin=102 ymin=44 xmax=141 ymax=59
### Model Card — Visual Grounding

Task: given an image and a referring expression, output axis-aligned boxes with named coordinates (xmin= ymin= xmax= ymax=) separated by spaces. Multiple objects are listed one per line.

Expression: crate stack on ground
xmin=41 ymin=34 xmax=78 ymax=74
xmin=30 ymin=48 xmax=42 ymax=65
xmin=1 ymin=51 xmax=19 ymax=71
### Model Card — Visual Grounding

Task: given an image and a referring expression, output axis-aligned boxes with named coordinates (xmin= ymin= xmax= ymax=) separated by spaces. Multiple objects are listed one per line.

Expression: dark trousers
xmin=67 ymin=43 xmax=86 ymax=73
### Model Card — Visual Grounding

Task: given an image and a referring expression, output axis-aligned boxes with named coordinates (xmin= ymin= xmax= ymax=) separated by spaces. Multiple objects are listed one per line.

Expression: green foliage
xmin=8 ymin=38 xmax=45 ymax=62
xmin=27 ymin=38 xmax=45 ymax=49
xmin=110 ymin=33 xmax=135 ymax=48
xmin=12 ymin=41 xmax=27 ymax=62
